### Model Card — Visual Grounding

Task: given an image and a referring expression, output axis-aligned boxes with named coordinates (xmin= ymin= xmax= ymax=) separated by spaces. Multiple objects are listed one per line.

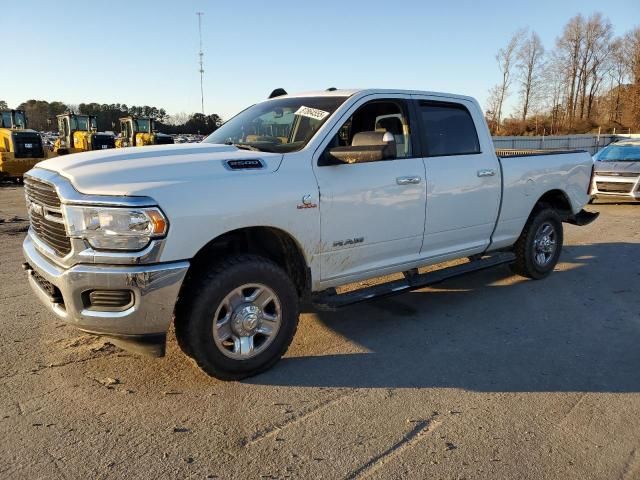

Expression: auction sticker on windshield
xmin=294 ymin=106 xmax=330 ymax=121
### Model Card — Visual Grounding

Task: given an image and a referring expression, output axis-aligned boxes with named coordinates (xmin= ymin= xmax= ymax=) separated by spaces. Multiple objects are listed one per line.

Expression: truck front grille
xmin=595 ymin=181 xmax=635 ymax=194
xmin=32 ymin=270 xmax=64 ymax=303
xmin=24 ymin=177 xmax=72 ymax=256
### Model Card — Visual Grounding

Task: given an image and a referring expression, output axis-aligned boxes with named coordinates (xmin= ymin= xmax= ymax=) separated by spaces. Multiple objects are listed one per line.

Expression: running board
xmin=311 ymin=253 xmax=516 ymax=311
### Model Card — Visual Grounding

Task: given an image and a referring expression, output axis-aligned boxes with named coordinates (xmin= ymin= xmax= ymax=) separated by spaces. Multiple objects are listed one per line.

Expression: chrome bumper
xmin=23 ymin=233 xmax=189 ymax=337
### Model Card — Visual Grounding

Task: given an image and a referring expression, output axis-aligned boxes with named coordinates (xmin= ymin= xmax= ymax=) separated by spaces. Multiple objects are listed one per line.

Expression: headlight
xmin=63 ymin=205 xmax=168 ymax=251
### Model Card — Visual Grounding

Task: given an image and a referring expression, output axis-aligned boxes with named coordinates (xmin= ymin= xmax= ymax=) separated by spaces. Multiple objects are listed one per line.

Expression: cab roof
xmin=57 ymin=113 xmax=92 ymax=118
xmin=612 ymin=138 xmax=640 ymax=146
xmin=277 ymin=88 xmax=476 ymax=103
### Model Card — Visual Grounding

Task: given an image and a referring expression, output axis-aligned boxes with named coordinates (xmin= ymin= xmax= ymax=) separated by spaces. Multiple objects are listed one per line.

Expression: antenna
xmin=196 ymin=12 xmax=205 ymax=115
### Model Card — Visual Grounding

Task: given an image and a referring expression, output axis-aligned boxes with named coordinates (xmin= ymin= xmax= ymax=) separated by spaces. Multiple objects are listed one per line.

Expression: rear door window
xmin=417 ymin=101 xmax=480 ymax=156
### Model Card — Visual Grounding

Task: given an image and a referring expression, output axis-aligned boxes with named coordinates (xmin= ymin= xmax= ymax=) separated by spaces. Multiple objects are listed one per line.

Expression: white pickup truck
xmin=22 ymin=89 xmax=598 ymax=380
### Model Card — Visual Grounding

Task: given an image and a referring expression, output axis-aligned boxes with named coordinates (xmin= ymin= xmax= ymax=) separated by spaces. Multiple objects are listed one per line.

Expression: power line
xmin=196 ymin=12 xmax=205 ymax=115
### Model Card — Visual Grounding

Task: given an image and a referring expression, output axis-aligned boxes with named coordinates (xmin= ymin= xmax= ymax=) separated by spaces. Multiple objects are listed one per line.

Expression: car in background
xmin=591 ymin=139 xmax=640 ymax=202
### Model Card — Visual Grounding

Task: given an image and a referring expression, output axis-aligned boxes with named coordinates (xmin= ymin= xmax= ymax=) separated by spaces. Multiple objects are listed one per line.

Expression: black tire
xmin=175 ymin=254 xmax=299 ymax=380
xmin=509 ymin=207 xmax=563 ymax=280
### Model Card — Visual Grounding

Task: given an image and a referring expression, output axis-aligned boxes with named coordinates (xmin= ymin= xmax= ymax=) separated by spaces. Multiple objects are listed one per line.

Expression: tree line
xmin=487 ymin=13 xmax=639 ymax=135
xmin=0 ymin=99 xmax=223 ymax=135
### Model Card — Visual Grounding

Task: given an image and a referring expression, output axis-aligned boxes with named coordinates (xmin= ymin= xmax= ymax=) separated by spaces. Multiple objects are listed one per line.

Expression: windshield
xmin=1 ymin=111 xmax=26 ymax=128
xmin=0 ymin=112 xmax=11 ymax=128
xmin=76 ymin=116 xmax=90 ymax=131
xmin=13 ymin=111 xmax=26 ymax=128
xmin=134 ymin=119 xmax=151 ymax=133
xmin=594 ymin=144 xmax=640 ymax=162
xmin=204 ymin=96 xmax=348 ymax=153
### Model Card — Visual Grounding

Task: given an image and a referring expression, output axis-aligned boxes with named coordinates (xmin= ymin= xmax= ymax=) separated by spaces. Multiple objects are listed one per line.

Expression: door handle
xmin=396 ymin=176 xmax=422 ymax=185
xmin=477 ymin=169 xmax=496 ymax=177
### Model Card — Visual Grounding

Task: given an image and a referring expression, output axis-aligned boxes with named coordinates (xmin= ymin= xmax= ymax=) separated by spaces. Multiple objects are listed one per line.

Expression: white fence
xmin=492 ymin=134 xmax=639 ymax=155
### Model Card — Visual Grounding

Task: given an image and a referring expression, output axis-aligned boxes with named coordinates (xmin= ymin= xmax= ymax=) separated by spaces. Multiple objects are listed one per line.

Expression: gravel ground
xmin=1 ymin=182 xmax=639 ymax=480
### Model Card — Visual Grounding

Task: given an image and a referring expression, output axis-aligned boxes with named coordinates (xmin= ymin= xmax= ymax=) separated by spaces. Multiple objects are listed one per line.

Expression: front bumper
xmin=23 ymin=233 xmax=189 ymax=338
xmin=591 ymin=174 xmax=640 ymax=201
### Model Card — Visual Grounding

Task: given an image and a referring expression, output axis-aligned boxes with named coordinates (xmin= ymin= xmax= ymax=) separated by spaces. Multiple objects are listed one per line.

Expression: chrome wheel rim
xmin=212 ymin=283 xmax=281 ymax=360
xmin=533 ymin=222 xmax=557 ymax=267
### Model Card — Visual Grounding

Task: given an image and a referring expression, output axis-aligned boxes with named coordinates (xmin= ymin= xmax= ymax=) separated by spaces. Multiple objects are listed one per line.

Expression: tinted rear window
xmin=417 ymin=101 xmax=480 ymax=156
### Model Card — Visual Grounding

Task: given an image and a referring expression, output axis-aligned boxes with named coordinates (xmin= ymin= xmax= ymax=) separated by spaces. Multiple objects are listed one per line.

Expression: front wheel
xmin=175 ymin=255 xmax=299 ymax=380
xmin=510 ymin=207 xmax=563 ymax=280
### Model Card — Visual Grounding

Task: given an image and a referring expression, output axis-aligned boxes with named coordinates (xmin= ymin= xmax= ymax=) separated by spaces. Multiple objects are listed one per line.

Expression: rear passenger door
xmin=411 ymin=96 xmax=501 ymax=259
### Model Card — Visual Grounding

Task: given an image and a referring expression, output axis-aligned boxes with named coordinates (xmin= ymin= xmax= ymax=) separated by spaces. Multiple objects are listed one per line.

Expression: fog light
xmin=83 ymin=290 xmax=134 ymax=311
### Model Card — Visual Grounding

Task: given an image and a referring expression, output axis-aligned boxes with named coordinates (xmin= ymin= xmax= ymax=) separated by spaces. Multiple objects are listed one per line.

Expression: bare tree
xmin=517 ymin=30 xmax=545 ymax=121
xmin=488 ymin=30 xmax=524 ymax=134
xmin=606 ymin=38 xmax=627 ymax=124
xmin=542 ymin=52 xmax=567 ymax=134
xmin=166 ymin=112 xmax=191 ymax=126
xmin=489 ymin=15 xmax=638 ymax=134
xmin=556 ymin=15 xmax=585 ymax=126
xmin=485 ymin=85 xmax=503 ymax=134
xmin=577 ymin=13 xmax=613 ymax=119
xmin=623 ymin=27 xmax=640 ymax=129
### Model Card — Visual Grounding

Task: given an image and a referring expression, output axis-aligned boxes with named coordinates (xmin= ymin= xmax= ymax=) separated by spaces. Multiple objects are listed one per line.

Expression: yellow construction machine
xmin=115 ymin=116 xmax=174 ymax=148
xmin=54 ymin=113 xmax=115 ymax=155
xmin=0 ymin=110 xmax=50 ymax=181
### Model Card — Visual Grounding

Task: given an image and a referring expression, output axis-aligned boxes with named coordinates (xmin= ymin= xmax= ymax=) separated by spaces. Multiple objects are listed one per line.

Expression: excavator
xmin=0 ymin=110 xmax=50 ymax=181
xmin=53 ymin=113 xmax=115 ymax=155
xmin=115 ymin=116 xmax=174 ymax=148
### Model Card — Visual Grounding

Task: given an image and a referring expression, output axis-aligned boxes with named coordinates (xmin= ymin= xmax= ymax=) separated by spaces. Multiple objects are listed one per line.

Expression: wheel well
xmin=179 ymin=227 xmax=310 ymax=299
xmin=535 ymin=190 xmax=573 ymax=220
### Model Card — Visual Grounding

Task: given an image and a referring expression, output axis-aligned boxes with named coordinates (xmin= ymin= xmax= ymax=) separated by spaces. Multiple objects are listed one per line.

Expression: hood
xmin=34 ymin=143 xmax=284 ymax=196
xmin=594 ymin=160 xmax=640 ymax=175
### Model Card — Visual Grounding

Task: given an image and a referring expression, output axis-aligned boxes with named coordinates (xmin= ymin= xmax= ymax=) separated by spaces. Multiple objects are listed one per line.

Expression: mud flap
xmin=566 ymin=209 xmax=599 ymax=226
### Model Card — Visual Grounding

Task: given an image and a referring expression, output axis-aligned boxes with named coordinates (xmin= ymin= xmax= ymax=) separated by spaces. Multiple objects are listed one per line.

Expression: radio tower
xmin=196 ymin=12 xmax=205 ymax=115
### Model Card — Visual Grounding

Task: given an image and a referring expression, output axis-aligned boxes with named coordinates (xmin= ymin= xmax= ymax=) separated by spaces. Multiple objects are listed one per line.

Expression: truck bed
xmin=496 ymin=148 xmax=588 ymax=157
xmin=489 ymin=149 xmax=593 ymax=250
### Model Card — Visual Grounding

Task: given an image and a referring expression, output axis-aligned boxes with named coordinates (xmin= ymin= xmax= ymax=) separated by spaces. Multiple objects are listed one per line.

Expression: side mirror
xmin=321 ymin=131 xmax=396 ymax=166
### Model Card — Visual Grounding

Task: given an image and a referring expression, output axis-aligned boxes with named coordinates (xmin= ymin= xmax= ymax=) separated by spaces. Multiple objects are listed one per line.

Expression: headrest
xmin=352 ymin=131 xmax=395 ymax=146
xmin=376 ymin=116 xmax=403 ymax=135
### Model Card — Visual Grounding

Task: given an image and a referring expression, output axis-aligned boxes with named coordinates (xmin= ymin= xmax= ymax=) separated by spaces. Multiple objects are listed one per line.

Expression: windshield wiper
xmin=224 ymin=141 xmax=263 ymax=152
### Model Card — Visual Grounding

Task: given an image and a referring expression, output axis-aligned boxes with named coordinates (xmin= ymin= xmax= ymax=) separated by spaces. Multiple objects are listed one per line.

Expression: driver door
xmin=313 ymin=95 xmax=427 ymax=285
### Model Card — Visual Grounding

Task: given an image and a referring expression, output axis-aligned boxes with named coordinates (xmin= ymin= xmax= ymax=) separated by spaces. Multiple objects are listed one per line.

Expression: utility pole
xmin=196 ymin=12 xmax=205 ymax=115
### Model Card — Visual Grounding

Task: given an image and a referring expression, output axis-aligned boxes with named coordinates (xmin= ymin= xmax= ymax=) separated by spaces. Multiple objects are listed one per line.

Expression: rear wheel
xmin=510 ymin=207 xmax=563 ymax=280
xmin=175 ymin=255 xmax=299 ymax=380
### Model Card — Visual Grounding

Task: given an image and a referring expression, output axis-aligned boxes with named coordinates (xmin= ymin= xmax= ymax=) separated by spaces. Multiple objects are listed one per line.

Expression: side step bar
xmin=311 ymin=252 xmax=516 ymax=311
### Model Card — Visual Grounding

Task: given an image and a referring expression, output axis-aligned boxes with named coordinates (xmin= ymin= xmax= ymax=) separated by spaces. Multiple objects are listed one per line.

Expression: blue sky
xmin=4 ymin=0 xmax=639 ymax=120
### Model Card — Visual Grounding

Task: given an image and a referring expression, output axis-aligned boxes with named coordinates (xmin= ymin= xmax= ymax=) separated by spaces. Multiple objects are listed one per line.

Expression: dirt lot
xmin=1 ymin=182 xmax=639 ymax=480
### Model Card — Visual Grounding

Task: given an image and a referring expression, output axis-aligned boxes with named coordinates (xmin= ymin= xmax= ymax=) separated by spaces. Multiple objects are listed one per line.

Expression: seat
xmin=350 ymin=131 xmax=397 ymax=160
xmin=376 ymin=116 xmax=408 ymax=156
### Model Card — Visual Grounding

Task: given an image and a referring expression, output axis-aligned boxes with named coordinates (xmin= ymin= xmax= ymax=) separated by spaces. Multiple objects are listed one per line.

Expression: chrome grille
xmin=24 ymin=176 xmax=72 ymax=256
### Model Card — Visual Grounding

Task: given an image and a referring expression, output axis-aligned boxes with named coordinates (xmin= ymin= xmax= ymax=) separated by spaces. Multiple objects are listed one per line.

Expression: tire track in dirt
xmin=344 ymin=413 xmax=442 ymax=479
xmin=238 ymin=389 xmax=359 ymax=448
